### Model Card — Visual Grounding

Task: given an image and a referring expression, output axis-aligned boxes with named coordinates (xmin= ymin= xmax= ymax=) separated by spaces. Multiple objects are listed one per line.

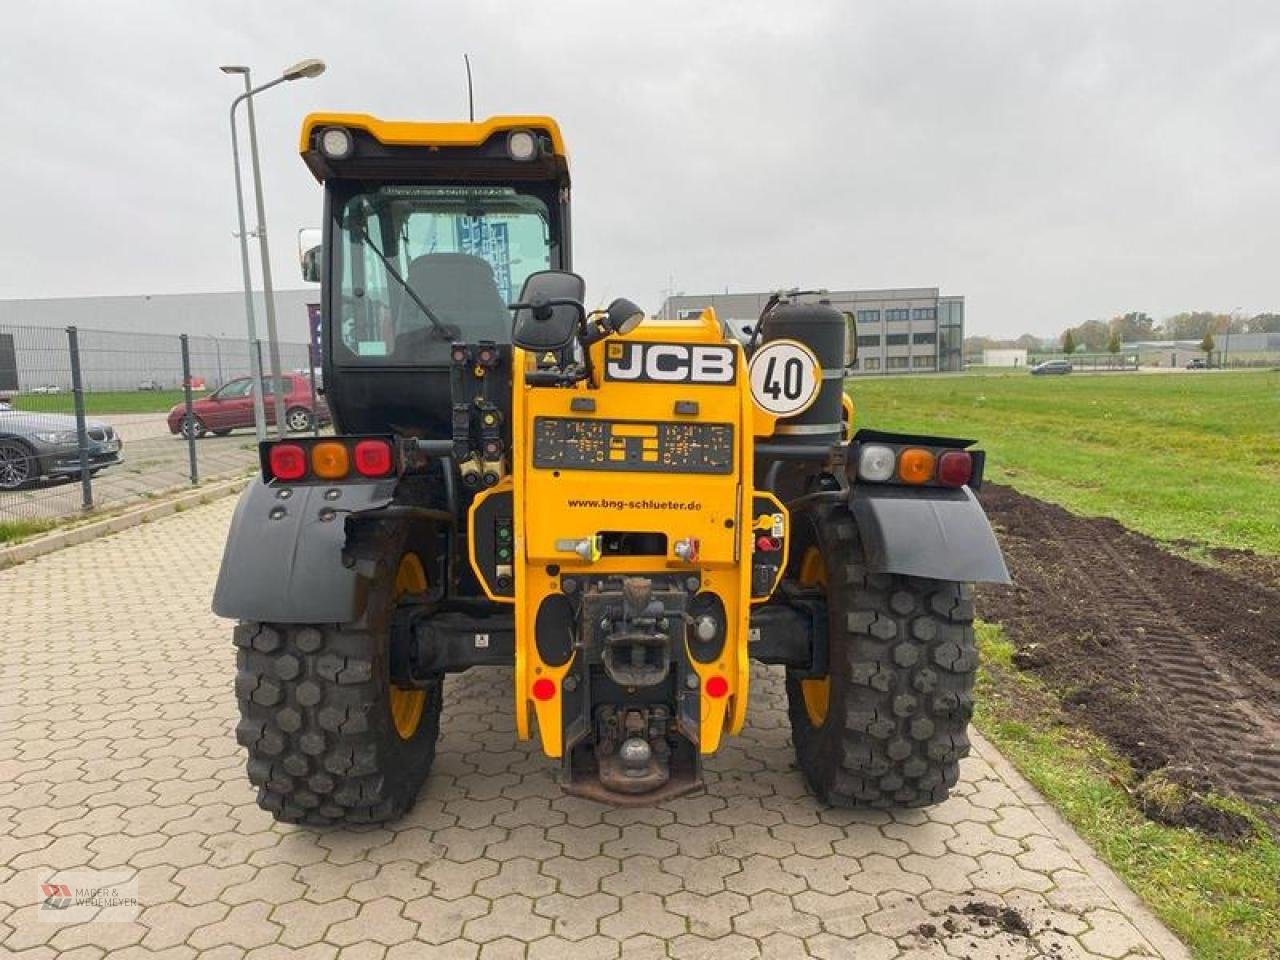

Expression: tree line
xmin=966 ymin=311 xmax=1280 ymax=356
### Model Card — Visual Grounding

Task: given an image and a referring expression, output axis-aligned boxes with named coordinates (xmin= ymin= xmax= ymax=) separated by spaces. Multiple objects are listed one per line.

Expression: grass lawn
xmin=10 ymin=390 xmax=201 ymax=415
xmin=847 ymin=370 xmax=1280 ymax=555
xmin=977 ymin=624 xmax=1279 ymax=960
xmin=0 ymin=517 xmax=59 ymax=545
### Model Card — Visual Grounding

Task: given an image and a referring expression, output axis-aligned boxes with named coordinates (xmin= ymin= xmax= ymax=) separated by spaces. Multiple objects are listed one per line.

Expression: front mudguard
xmin=212 ymin=478 xmax=396 ymax=623
xmin=849 ymin=485 xmax=1010 ymax=584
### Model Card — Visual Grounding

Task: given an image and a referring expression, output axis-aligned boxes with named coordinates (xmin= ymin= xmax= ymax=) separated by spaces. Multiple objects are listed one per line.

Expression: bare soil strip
xmin=977 ymin=483 xmax=1280 ymax=806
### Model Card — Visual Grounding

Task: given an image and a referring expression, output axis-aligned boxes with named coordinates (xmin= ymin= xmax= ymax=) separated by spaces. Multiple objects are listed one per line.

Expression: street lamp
xmin=222 ymin=58 xmax=326 ymax=440
xmin=1225 ymin=305 xmax=1241 ymax=369
xmin=211 ymin=335 xmax=224 ymax=387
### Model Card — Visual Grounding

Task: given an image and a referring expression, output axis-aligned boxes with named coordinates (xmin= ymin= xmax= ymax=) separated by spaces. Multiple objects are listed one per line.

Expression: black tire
xmin=234 ymin=622 xmax=442 ymax=824
xmin=785 ymin=503 xmax=977 ymax=807
xmin=212 ymin=428 xmax=233 ymax=437
xmin=180 ymin=415 xmax=207 ymax=439
xmin=285 ymin=407 xmax=313 ymax=433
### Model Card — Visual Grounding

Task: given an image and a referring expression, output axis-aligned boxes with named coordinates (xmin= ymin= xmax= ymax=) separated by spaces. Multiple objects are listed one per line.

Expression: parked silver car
xmin=0 ymin=406 xmax=124 ymax=490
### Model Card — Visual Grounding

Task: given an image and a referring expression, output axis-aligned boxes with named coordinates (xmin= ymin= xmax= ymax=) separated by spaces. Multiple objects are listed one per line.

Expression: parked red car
xmin=167 ymin=375 xmax=329 ymax=438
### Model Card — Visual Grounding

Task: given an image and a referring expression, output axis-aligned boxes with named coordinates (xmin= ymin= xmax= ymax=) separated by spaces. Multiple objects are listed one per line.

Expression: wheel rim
xmin=0 ymin=442 xmax=33 ymax=489
xmin=798 ymin=546 xmax=831 ymax=727
xmin=287 ymin=409 xmax=311 ymax=432
xmin=389 ymin=553 xmax=429 ymax=740
xmin=183 ymin=417 xmax=202 ymax=438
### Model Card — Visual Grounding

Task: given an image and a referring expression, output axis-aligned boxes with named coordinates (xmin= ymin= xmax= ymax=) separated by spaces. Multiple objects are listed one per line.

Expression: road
xmin=0 ymin=497 xmax=1187 ymax=958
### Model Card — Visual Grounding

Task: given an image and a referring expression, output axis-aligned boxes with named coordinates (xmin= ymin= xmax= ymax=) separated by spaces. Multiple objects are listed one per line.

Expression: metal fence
xmin=0 ymin=322 xmax=317 ymax=536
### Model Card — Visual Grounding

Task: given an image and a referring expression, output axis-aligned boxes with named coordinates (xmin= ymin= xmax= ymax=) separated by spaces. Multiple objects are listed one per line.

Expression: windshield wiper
xmin=357 ymin=223 xmax=457 ymax=341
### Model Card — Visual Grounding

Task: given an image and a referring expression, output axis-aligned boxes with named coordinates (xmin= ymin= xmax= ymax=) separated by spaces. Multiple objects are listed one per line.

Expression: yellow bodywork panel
xmin=471 ymin=314 xmax=789 ymax=759
xmin=299 ymin=113 xmax=567 ymax=158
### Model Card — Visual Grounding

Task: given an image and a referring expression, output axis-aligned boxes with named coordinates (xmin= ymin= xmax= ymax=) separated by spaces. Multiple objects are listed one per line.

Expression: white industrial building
xmin=0 ymin=290 xmax=316 ymax=342
xmin=661 ymin=287 xmax=965 ymax=374
xmin=982 ymin=348 xmax=1029 ymax=367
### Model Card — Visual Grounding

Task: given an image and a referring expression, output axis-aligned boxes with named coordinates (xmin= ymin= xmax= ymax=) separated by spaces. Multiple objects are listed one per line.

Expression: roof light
xmin=937 ymin=449 xmax=973 ymax=487
xmin=268 ymin=444 xmax=307 ymax=481
xmin=897 ymin=448 xmax=936 ymax=485
xmin=857 ymin=444 xmax=896 ymax=483
xmin=507 ymin=129 xmax=538 ymax=162
xmin=319 ymin=127 xmax=353 ymax=160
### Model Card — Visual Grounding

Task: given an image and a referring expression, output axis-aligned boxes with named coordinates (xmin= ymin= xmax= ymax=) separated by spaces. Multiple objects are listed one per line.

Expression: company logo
xmin=37 ymin=873 xmax=140 ymax=923
xmin=604 ymin=342 xmax=736 ymax=384
xmin=40 ymin=884 xmax=73 ymax=911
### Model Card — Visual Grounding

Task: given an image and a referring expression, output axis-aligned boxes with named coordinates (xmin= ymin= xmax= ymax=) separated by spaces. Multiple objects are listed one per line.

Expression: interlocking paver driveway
xmin=0 ymin=498 xmax=1189 ymax=959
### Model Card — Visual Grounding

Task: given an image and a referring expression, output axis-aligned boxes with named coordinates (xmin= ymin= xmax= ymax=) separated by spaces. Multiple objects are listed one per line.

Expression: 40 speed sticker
xmin=748 ymin=339 xmax=821 ymax=416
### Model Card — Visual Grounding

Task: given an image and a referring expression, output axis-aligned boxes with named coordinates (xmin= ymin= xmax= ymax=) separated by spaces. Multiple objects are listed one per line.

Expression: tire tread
xmin=234 ymin=621 xmax=441 ymax=825
xmin=787 ymin=503 xmax=977 ymax=808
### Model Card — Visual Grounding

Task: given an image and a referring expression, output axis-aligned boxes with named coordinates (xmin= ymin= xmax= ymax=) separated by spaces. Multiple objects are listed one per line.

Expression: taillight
xmin=311 ymin=442 xmax=350 ymax=479
xmin=857 ymin=444 xmax=896 ymax=482
xmin=268 ymin=444 xmax=307 ymax=481
xmin=937 ymin=449 xmax=973 ymax=487
xmin=353 ymin=439 xmax=393 ymax=477
xmin=704 ymin=675 xmax=729 ymax=698
xmin=531 ymin=677 xmax=556 ymax=701
xmin=897 ymin=448 xmax=935 ymax=485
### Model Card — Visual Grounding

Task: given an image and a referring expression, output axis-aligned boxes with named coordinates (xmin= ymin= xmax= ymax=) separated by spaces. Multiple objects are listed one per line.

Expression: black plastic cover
xmin=849 ymin=485 xmax=1010 ymax=584
xmin=212 ymin=478 xmax=396 ymax=622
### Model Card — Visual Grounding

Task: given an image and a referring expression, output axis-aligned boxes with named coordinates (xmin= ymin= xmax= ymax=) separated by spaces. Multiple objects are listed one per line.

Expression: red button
xmin=755 ymin=535 xmax=780 ymax=552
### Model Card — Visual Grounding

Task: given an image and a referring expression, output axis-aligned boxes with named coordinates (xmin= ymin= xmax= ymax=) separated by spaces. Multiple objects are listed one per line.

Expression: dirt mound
xmin=977 ymin=483 xmax=1280 ymax=808
xmin=1132 ymin=765 xmax=1256 ymax=842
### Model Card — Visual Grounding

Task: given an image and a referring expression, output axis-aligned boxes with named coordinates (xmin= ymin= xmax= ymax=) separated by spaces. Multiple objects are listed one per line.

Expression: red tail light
xmin=268 ymin=444 xmax=307 ymax=481
xmin=353 ymin=439 xmax=394 ymax=477
xmin=937 ymin=449 xmax=973 ymax=487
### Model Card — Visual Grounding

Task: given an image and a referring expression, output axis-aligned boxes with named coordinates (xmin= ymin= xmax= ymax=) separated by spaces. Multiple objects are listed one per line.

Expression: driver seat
xmin=394 ymin=253 xmax=510 ymax=359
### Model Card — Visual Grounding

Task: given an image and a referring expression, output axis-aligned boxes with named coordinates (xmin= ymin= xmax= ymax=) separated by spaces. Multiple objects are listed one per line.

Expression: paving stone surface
xmin=0 ymin=497 xmax=1190 ymax=958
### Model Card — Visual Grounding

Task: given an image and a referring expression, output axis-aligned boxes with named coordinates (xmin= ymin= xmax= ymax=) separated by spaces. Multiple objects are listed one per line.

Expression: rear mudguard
xmin=849 ymin=485 xmax=1010 ymax=584
xmin=212 ymin=478 xmax=396 ymax=623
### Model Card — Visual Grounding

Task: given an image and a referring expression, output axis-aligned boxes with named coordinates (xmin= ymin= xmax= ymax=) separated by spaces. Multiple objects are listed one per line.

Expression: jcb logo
xmin=604 ymin=343 xmax=737 ymax=384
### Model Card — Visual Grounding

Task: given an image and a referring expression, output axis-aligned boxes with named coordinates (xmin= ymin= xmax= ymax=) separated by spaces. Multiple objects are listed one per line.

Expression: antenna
xmin=464 ymin=54 xmax=475 ymax=121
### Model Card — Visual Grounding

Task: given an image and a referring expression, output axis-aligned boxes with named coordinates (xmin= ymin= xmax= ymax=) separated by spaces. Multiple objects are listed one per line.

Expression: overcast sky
xmin=2 ymin=1 xmax=1277 ymax=337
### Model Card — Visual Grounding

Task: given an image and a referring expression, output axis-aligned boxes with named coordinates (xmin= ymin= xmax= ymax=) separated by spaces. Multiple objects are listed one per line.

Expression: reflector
xmin=705 ymin=675 xmax=729 ymax=698
xmin=531 ymin=677 xmax=556 ymax=701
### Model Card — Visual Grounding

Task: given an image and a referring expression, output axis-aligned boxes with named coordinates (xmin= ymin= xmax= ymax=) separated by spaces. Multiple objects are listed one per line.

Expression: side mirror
xmin=843 ymin=311 xmax=858 ymax=370
xmin=298 ymin=228 xmax=322 ymax=283
xmin=510 ymin=270 xmax=586 ymax=353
